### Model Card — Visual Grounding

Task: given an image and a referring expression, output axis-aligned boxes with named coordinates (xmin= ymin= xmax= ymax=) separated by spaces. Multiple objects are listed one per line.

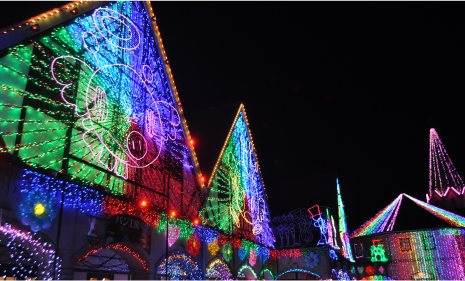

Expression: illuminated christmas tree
xmin=429 ymin=128 xmax=464 ymax=200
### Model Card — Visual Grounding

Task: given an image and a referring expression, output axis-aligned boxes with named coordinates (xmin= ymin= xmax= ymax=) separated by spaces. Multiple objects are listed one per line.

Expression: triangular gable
xmin=203 ymin=104 xmax=274 ymax=247
xmin=0 ymin=1 xmax=203 ymax=219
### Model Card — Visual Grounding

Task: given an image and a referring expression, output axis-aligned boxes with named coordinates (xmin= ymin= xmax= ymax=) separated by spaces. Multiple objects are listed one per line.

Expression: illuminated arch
xmin=260 ymin=268 xmax=274 ymax=280
xmin=73 ymin=242 xmax=149 ymax=279
xmin=206 ymin=258 xmax=232 ymax=280
xmin=237 ymin=263 xmax=257 ymax=280
xmin=276 ymin=269 xmax=321 ymax=280
xmin=156 ymin=252 xmax=202 ymax=280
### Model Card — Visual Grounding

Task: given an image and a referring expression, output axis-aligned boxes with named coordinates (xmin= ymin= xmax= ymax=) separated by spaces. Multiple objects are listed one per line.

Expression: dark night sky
xmin=2 ymin=2 xmax=465 ymax=233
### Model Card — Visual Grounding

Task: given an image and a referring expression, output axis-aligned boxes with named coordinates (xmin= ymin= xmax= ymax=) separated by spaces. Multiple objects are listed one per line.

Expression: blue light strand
xmin=21 ymin=169 xmax=104 ymax=216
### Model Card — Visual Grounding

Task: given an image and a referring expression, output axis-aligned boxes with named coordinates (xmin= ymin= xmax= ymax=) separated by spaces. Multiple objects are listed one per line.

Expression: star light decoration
xmin=208 ymin=238 xmax=220 ymax=255
xmin=188 ymin=232 xmax=201 ymax=256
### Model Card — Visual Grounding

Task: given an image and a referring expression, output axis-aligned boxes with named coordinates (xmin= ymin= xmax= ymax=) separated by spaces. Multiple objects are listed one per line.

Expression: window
xmin=354 ymin=243 xmax=363 ymax=258
xmin=399 ymin=237 xmax=412 ymax=252
xmin=422 ymin=233 xmax=436 ymax=250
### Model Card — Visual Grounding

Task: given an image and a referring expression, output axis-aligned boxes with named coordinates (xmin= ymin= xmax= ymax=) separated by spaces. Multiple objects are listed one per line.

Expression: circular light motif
xmin=34 ymin=203 xmax=45 ymax=215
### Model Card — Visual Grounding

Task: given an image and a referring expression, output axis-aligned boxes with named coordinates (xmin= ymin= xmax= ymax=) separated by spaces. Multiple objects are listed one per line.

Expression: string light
xmin=168 ymin=225 xmax=181 ymax=247
xmin=429 ymin=128 xmax=464 ymax=200
xmin=202 ymin=105 xmax=274 ymax=247
xmin=222 ymin=242 xmax=233 ymax=262
xmin=275 ymin=269 xmax=320 ymax=280
xmin=337 ymin=178 xmax=355 ymax=262
xmin=260 ymin=269 xmax=274 ymax=280
xmin=157 ymin=252 xmax=202 ymax=280
xmin=206 ymin=259 xmax=232 ymax=280
xmin=350 ymin=194 xmax=403 ymax=238
xmin=237 ymin=264 xmax=257 ymax=280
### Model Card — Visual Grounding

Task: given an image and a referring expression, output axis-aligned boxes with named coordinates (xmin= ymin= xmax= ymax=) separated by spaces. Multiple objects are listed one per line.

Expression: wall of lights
xmin=351 ymin=228 xmax=465 ymax=280
xmin=0 ymin=1 xmax=203 ymax=219
xmin=388 ymin=229 xmax=465 ymax=280
xmin=202 ymin=105 xmax=274 ymax=247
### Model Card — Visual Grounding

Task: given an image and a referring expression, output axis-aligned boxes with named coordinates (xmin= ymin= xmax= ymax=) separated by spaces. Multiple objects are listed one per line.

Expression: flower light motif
xmin=50 ymin=7 xmax=182 ymax=180
xmin=366 ymin=266 xmax=375 ymax=276
xmin=249 ymin=248 xmax=257 ymax=266
xmin=208 ymin=238 xmax=220 ymax=255
xmin=20 ymin=189 xmax=58 ymax=232
xmin=222 ymin=242 xmax=233 ymax=262
xmin=305 ymin=252 xmax=320 ymax=268
xmin=188 ymin=232 xmax=201 ymax=256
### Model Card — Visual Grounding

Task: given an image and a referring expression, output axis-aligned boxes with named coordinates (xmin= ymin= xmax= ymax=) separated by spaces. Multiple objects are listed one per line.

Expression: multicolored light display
xmin=429 ymin=128 xmax=464 ymax=200
xmin=0 ymin=1 xmax=203 ymax=220
xmin=350 ymin=194 xmax=403 ymax=238
xmin=202 ymin=105 xmax=274 ymax=247
xmin=404 ymin=193 xmax=465 ymax=227
xmin=206 ymin=259 xmax=232 ymax=280
xmin=157 ymin=252 xmax=202 ymax=280
xmin=386 ymin=228 xmax=465 ymax=280
xmin=337 ymin=178 xmax=354 ymax=262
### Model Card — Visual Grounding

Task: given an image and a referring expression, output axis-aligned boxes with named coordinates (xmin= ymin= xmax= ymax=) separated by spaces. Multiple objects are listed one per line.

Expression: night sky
xmin=2 ymin=2 xmax=465 ymax=233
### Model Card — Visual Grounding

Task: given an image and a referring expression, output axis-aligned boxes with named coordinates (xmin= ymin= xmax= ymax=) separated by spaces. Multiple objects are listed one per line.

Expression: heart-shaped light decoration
xmin=168 ymin=224 xmax=181 ymax=247
xmin=357 ymin=267 xmax=364 ymax=274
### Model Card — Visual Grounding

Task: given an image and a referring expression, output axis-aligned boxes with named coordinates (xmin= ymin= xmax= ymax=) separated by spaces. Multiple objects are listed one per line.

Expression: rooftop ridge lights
xmin=337 ymin=179 xmax=355 ymax=262
xmin=350 ymin=194 xmax=403 ymax=238
xmin=145 ymin=1 xmax=204 ymax=188
xmin=429 ymin=128 xmax=464 ymax=201
xmin=404 ymin=193 xmax=465 ymax=227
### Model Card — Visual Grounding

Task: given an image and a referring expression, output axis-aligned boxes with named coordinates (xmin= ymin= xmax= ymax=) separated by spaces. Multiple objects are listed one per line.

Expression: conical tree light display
xmin=428 ymin=128 xmax=464 ymax=201
xmin=337 ymin=179 xmax=354 ymax=262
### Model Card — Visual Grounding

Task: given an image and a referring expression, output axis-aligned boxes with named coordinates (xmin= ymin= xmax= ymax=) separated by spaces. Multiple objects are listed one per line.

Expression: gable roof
xmin=203 ymin=104 xmax=274 ymax=247
xmin=351 ymin=193 xmax=465 ymax=238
